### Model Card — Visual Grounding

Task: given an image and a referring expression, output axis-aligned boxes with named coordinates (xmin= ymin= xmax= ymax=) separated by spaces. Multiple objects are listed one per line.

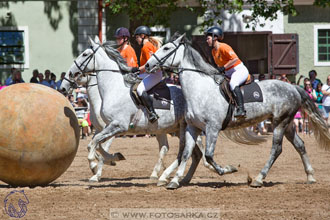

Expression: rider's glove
xmin=217 ymin=66 xmax=225 ymax=74
xmin=131 ymin=67 xmax=139 ymax=73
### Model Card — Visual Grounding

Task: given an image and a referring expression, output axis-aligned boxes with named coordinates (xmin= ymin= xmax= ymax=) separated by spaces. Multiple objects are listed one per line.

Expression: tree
xmin=104 ymin=0 xmax=179 ymax=34
xmin=105 ymin=0 xmax=329 ymax=32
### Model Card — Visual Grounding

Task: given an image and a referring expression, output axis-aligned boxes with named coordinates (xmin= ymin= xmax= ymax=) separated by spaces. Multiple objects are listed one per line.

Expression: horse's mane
xmin=170 ymin=33 xmax=220 ymax=77
xmin=100 ymin=41 xmax=140 ymax=86
xmin=101 ymin=41 xmax=131 ymax=74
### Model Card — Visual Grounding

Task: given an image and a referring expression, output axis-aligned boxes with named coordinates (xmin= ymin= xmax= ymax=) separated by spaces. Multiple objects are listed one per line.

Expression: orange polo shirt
xmin=212 ymin=43 xmax=241 ymax=70
xmin=118 ymin=45 xmax=138 ymax=67
xmin=140 ymin=41 xmax=157 ymax=66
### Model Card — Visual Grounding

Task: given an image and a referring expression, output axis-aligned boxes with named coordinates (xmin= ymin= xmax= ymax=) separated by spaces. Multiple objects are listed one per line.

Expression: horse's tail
xmin=296 ymin=85 xmax=330 ymax=150
xmin=222 ymin=128 xmax=267 ymax=145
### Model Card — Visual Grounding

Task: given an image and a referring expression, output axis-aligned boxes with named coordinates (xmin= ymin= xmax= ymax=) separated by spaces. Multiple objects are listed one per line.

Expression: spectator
xmin=41 ymin=70 xmax=52 ymax=87
xmin=279 ymin=74 xmax=290 ymax=83
xmin=12 ymin=69 xmax=25 ymax=84
xmin=294 ymin=108 xmax=303 ymax=133
xmin=50 ymin=73 xmax=57 ymax=89
xmin=5 ymin=68 xmax=16 ymax=85
xmin=67 ymin=94 xmax=76 ymax=107
xmin=304 ymin=80 xmax=315 ymax=100
xmin=38 ymin=73 xmax=44 ymax=84
xmin=30 ymin=69 xmax=39 ymax=83
xmin=270 ymin=74 xmax=276 ymax=80
xmin=75 ymin=94 xmax=90 ymax=138
xmin=313 ymin=82 xmax=323 ymax=114
xmin=258 ymin=74 xmax=266 ymax=81
xmin=309 ymin=70 xmax=322 ymax=90
xmin=56 ymin=72 xmax=66 ymax=90
xmin=321 ymin=75 xmax=330 ymax=126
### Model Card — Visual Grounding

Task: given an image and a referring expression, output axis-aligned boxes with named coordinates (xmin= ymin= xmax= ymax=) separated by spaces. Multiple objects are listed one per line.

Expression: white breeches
xmin=137 ymin=70 xmax=163 ymax=96
xmin=225 ymin=63 xmax=249 ymax=90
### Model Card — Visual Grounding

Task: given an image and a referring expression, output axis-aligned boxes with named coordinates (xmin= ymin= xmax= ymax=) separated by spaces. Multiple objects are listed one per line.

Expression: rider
xmin=206 ymin=26 xmax=248 ymax=118
xmin=114 ymin=27 xmax=138 ymax=67
xmin=132 ymin=25 xmax=163 ymax=123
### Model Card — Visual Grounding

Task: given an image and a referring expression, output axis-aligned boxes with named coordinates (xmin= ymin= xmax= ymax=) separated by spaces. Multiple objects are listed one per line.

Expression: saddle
xmin=218 ymin=75 xmax=263 ymax=129
xmin=130 ymin=80 xmax=172 ymax=110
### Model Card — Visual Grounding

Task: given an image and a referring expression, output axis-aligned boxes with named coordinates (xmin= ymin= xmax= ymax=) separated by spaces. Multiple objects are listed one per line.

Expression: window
xmin=0 ymin=27 xmax=29 ymax=69
xmin=314 ymin=25 xmax=330 ymax=66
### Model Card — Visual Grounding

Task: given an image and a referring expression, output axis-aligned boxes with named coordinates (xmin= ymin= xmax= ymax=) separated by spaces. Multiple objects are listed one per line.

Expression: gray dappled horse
xmin=66 ymin=37 xmax=223 ymax=185
xmin=145 ymin=33 xmax=330 ymax=189
xmin=61 ymin=73 xmax=123 ymax=182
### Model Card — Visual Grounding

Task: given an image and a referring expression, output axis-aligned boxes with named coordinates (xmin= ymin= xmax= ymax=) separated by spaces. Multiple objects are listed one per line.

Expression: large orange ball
xmin=0 ymin=83 xmax=80 ymax=186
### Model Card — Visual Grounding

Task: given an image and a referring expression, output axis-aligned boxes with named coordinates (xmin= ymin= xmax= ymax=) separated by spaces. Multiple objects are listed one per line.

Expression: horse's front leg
xmin=166 ymin=125 xmax=200 ymax=189
xmin=150 ymin=134 xmax=169 ymax=180
xmin=89 ymin=136 xmax=115 ymax=182
xmin=204 ymin=124 xmax=237 ymax=176
xmin=87 ymin=121 xmax=126 ymax=167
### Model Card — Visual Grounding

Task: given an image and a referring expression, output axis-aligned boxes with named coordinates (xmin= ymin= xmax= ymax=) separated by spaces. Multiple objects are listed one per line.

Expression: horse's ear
xmin=175 ymin=33 xmax=186 ymax=44
xmin=88 ymin=36 xmax=97 ymax=47
xmin=94 ymin=35 xmax=101 ymax=44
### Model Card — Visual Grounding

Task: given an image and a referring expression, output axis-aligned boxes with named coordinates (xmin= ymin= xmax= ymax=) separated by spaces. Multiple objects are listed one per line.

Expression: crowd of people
xmin=1 ymin=68 xmax=66 ymax=91
xmin=270 ymin=70 xmax=330 ymax=134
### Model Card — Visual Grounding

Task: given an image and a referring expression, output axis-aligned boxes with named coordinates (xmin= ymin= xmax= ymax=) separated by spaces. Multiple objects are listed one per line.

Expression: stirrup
xmin=234 ymin=108 xmax=246 ymax=118
xmin=148 ymin=112 xmax=159 ymax=123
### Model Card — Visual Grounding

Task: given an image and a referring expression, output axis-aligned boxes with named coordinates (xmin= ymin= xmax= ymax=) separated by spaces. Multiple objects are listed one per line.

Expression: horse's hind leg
xmin=284 ymin=122 xmax=316 ymax=184
xmin=150 ymin=134 xmax=169 ymax=180
xmin=89 ymin=136 xmax=115 ymax=182
xmin=251 ymin=120 xmax=288 ymax=187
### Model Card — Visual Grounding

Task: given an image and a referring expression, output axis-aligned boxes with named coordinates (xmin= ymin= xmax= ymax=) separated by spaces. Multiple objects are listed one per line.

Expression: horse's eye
xmin=82 ymin=53 xmax=87 ymax=57
xmin=164 ymin=47 xmax=170 ymax=51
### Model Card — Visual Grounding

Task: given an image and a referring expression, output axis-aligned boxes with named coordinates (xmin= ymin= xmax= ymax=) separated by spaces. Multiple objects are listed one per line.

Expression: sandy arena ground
xmin=1 ymin=133 xmax=330 ymax=219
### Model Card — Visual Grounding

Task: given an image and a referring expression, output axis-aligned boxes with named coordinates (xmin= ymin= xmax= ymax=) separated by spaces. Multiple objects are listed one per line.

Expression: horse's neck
xmin=95 ymin=53 xmax=126 ymax=98
xmin=87 ymin=76 xmax=101 ymax=114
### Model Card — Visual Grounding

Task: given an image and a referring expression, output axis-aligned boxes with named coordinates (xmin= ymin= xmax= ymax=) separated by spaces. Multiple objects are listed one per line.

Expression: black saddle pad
xmin=130 ymin=80 xmax=172 ymax=110
xmin=241 ymin=82 xmax=263 ymax=103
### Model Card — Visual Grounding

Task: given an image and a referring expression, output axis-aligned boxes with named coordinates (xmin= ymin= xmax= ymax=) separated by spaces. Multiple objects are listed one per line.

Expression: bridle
xmin=69 ymin=44 xmax=121 ymax=89
xmin=151 ymin=41 xmax=183 ymax=71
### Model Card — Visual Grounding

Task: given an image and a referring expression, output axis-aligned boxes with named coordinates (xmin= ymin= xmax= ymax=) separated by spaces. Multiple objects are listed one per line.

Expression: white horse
xmin=145 ymin=33 xmax=330 ymax=189
xmin=66 ymin=38 xmax=220 ymax=185
xmin=60 ymin=74 xmax=122 ymax=182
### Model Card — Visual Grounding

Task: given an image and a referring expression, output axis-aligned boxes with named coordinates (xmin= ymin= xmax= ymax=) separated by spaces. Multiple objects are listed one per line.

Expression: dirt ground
xmin=1 ymin=132 xmax=330 ymax=220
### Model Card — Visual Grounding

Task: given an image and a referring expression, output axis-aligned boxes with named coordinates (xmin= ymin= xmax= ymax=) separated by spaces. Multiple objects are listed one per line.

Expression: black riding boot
xmin=232 ymin=86 xmax=246 ymax=118
xmin=140 ymin=91 xmax=159 ymax=123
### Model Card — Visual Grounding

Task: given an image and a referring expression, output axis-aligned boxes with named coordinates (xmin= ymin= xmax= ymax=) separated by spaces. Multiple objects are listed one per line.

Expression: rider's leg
xmin=137 ymin=70 xmax=162 ymax=123
xmin=229 ymin=64 xmax=249 ymax=118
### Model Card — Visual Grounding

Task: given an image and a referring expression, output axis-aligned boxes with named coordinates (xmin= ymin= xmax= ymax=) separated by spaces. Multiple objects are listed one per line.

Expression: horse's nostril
xmin=145 ymin=63 xmax=149 ymax=69
xmin=69 ymin=71 xmax=73 ymax=78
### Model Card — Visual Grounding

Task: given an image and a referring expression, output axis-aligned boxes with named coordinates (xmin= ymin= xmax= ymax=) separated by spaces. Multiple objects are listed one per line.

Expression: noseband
xmin=151 ymin=42 xmax=183 ymax=69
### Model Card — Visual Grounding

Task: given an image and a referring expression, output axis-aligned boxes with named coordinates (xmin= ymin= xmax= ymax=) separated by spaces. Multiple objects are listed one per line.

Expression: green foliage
xmin=105 ymin=0 xmax=329 ymax=31
xmin=105 ymin=0 xmax=179 ymax=28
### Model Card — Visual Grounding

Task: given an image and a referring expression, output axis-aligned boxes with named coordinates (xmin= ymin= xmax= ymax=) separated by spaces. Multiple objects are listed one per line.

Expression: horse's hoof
xmin=157 ymin=180 xmax=168 ymax=187
xmin=110 ymin=161 xmax=116 ymax=166
xmin=307 ymin=179 xmax=316 ymax=184
xmin=250 ymin=180 xmax=263 ymax=188
xmin=115 ymin=152 xmax=126 ymax=161
xmin=224 ymin=165 xmax=238 ymax=174
xmin=166 ymin=182 xmax=179 ymax=190
xmin=89 ymin=175 xmax=99 ymax=182
xmin=150 ymin=175 xmax=158 ymax=181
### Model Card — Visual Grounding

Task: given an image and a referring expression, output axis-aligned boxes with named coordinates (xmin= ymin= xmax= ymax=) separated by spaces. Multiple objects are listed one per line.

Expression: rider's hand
xmin=131 ymin=67 xmax=139 ymax=73
xmin=217 ymin=66 xmax=225 ymax=74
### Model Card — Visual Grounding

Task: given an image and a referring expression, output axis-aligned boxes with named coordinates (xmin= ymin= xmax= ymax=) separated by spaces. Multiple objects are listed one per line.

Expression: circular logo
xmin=253 ymin=91 xmax=260 ymax=99
xmin=4 ymin=190 xmax=29 ymax=218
